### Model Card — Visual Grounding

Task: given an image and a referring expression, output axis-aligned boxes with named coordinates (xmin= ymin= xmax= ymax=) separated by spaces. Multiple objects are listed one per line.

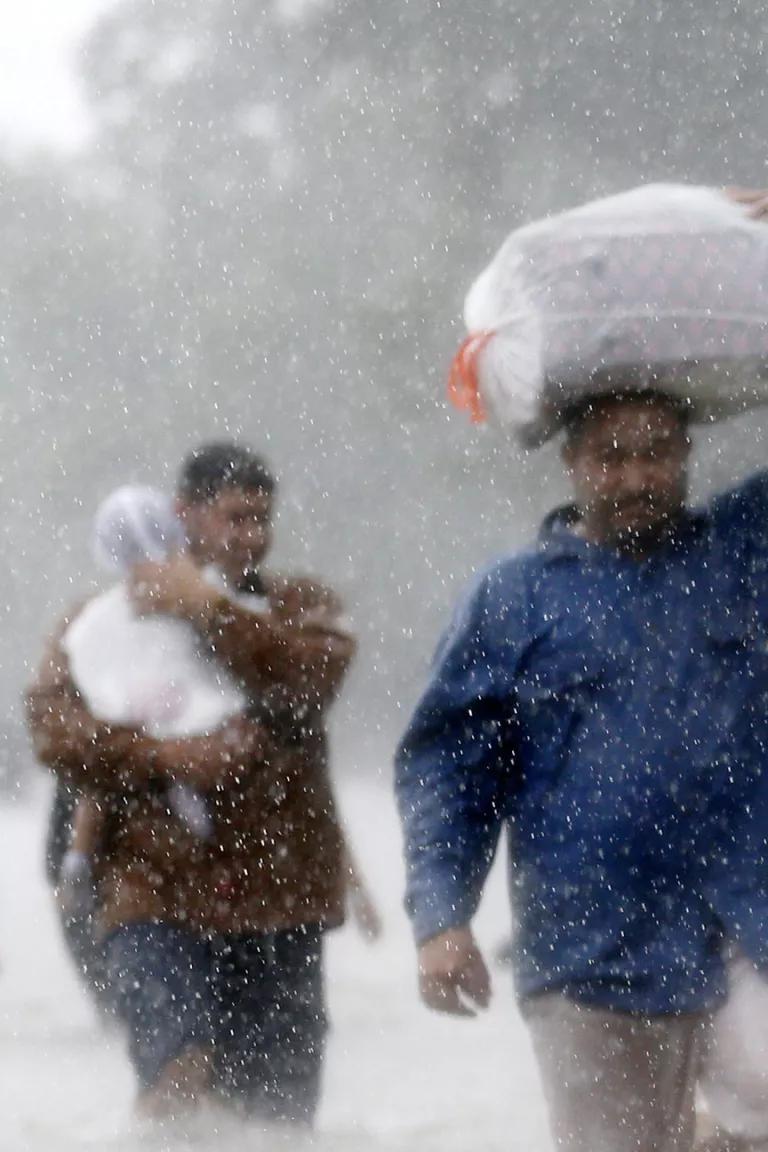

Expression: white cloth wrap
xmin=63 ymin=584 xmax=248 ymax=738
xmin=701 ymin=954 xmax=768 ymax=1140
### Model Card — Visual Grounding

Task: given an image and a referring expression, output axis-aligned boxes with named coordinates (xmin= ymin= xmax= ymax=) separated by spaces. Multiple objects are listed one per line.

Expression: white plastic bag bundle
xmin=452 ymin=184 xmax=768 ymax=447
xmin=701 ymin=953 xmax=768 ymax=1141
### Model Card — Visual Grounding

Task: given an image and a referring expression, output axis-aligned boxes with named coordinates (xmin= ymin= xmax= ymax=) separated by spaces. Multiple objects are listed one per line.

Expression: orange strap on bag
xmin=447 ymin=330 xmax=494 ymax=424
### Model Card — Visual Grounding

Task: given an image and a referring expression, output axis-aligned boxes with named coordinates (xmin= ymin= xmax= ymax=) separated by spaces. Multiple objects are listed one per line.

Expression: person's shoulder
xmin=447 ymin=545 xmax=544 ymax=639
xmin=708 ymin=469 xmax=768 ymax=540
xmin=28 ymin=598 xmax=92 ymax=690
xmin=478 ymin=503 xmax=579 ymax=593
xmin=474 ymin=541 xmax=550 ymax=600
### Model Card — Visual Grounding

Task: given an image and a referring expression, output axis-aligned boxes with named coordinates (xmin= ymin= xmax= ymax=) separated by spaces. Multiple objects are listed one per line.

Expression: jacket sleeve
xmin=24 ymin=627 xmax=163 ymax=793
xmin=395 ymin=569 xmax=524 ymax=945
xmin=197 ymin=592 xmax=356 ymax=708
xmin=704 ymin=770 xmax=768 ymax=972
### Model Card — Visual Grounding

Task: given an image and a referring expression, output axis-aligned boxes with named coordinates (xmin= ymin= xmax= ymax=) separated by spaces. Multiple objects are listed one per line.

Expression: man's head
xmin=176 ymin=442 xmax=276 ymax=582
xmin=561 ymin=390 xmax=691 ymax=552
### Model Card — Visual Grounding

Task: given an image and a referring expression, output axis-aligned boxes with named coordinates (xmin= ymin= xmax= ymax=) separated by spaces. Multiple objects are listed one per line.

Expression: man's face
xmin=178 ymin=486 xmax=274 ymax=582
xmin=562 ymin=397 xmax=691 ymax=550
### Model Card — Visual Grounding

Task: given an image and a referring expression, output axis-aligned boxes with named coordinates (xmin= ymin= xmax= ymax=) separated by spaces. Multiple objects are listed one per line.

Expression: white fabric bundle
xmin=701 ymin=954 xmax=768 ymax=1141
xmin=460 ymin=184 xmax=768 ymax=447
xmin=65 ymin=585 xmax=248 ymax=739
xmin=65 ymin=486 xmax=248 ymax=741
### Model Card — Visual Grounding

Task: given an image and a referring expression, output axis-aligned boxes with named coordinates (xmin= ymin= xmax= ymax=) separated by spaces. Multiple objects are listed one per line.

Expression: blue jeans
xmin=105 ymin=921 xmax=327 ymax=1124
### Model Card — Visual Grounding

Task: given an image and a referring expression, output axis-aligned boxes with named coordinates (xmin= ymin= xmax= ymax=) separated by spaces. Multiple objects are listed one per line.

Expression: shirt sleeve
xmin=706 ymin=772 xmax=768 ymax=971
xmin=24 ymin=626 xmax=163 ymax=794
xmin=394 ymin=566 xmax=526 ymax=944
xmin=196 ymin=595 xmax=356 ymax=709
xmin=707 ymin=470 xmax=768 ymax=965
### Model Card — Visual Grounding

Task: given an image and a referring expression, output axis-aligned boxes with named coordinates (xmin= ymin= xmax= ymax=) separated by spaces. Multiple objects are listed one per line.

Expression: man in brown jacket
xmin=26 ymin=442 xmax=356 ymax=1124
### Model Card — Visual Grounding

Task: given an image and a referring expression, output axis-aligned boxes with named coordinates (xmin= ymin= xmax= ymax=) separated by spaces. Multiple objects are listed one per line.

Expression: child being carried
xmin=59 ymin=484 xmax=252 ymax=909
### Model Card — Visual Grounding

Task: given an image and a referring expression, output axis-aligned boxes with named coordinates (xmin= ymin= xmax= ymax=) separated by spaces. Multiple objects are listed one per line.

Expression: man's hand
xmin=726 ymin=186 xmax=768 ymax=220
xmin=130 ymin=556 xmax=213 ymax=621
xmin=417 ymin=926 xmax=491 ymax=1017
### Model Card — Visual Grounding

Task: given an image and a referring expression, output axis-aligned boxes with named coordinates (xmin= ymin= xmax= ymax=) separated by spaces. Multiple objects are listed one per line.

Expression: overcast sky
xmin=0 ymin=0 xmax=110 ymax=152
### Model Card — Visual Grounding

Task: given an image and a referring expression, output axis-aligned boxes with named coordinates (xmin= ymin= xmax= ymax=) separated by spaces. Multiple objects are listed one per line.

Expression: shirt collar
xmin=538 ymin=502 xmax=710 ymax=563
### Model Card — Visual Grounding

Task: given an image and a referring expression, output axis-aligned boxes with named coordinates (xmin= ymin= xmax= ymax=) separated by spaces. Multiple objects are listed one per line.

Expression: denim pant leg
xmin=212 ymin=925 xmax=328 ymax=1125
xmin=104 ymin=922 xmax=216 ymax=1089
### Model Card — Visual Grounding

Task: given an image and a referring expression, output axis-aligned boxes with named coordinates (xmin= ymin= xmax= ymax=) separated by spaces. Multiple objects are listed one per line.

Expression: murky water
xmin=0 ymin=778 xmax=550 ymax=1151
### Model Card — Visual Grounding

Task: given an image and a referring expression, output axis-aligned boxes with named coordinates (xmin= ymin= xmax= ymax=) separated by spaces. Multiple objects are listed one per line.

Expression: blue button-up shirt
xmin=396 ymin=472 xmax=768 ymax=1013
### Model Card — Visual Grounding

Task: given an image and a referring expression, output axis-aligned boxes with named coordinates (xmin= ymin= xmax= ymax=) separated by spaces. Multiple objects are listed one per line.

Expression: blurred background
xmin=2 ymin=0 xmax=768 ymax=790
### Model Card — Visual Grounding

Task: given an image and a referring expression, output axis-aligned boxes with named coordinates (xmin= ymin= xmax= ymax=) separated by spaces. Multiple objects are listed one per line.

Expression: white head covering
xmin=91 ymin=485 xmax=185 ymax=574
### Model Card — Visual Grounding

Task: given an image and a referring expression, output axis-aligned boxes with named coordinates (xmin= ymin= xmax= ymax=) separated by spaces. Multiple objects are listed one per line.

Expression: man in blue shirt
xmin=396 ymin=388 xmax=768 ymax=1152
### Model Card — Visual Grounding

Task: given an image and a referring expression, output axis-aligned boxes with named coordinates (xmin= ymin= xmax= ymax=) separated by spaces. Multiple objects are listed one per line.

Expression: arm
xmin=26 ymin=630 xmax=265 ymax=794
xmin=725 ymin=186 xmax=768 ymax=219
xmin=704 ymin=753 xmax=768 ymax=971
xmin=395 ymin=573 xmax=519 ymax=950
xmin=130 ymin=558 xmax=356 ymax=706
xmin=152 ymin=714 xmax=267 ymax=792
xmin=25 ymin=630 xmax=163 ymax=794
xmin=395 ymin=570 xmax=524 ymax=1015
xmin=343 ymin=841 xmax=383 ymax=941
xmin=197 ymin=595 xmax=356 ymax=707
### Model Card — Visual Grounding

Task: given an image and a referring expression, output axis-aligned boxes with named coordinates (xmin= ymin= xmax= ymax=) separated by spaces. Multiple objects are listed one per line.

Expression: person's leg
xmin=58 ymin=904 xmax=112 ymax=1011
xmin=104 ymin=922 xmax=216 ymax=1116
xmin=263 ymin=925 xmax=327 ymax=1124
xmin=45 ymin=781 xmax=111 ymax=1012
xmin=45 ymin=779 xmax=77 ymax=886
xmin=212 ymin=925 xmax=328 ymax=1125
xmin=523 ymin=993 xmax=707 ymax=1152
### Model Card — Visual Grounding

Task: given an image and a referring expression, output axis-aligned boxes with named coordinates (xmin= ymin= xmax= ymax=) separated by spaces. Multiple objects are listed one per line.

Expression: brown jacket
xmin=26 ymin=573 xmax=355 ymax=937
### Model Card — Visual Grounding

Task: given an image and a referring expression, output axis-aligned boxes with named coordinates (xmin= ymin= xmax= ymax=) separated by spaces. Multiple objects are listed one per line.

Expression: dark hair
xmin=177 ymin=442 xmax=276 ymax=503
xmin=562 ymin=388 xmax=690 ymax=445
